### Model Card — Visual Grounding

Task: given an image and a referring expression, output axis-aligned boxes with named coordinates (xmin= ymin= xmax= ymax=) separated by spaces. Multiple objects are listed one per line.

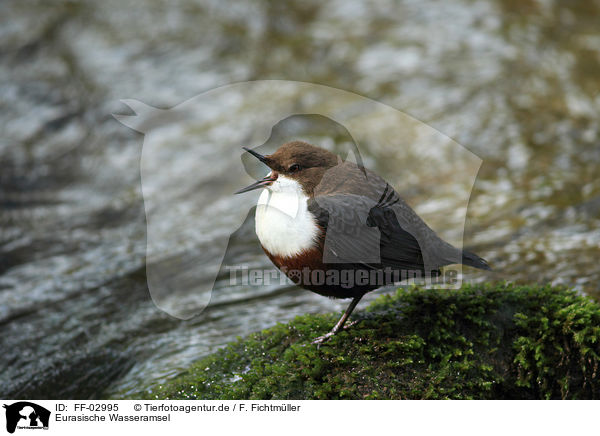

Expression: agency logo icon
xmin=114 ymin=80 xmax=483 ymax=320
xmin=3 ymin=402 xmax=50 ymax=434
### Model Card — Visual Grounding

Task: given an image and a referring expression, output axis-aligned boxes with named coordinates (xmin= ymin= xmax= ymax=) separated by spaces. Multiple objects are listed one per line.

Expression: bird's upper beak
xmin=235 ymin=147 xmax=278 ymax=194
xmin=241 ymin=146 xmax=271 ymax=165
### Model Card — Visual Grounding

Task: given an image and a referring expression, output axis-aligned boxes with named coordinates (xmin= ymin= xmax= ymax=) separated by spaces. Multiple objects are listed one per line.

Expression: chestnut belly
xmin=262 ymin=245 xmax=388 ymax=299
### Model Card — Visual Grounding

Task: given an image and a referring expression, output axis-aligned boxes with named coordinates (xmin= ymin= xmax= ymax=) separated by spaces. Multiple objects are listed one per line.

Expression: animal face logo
xmin=114 ymin=80 xmax=482 ymax=319
xmin=3 ymin=402 xmax=50 ymax=434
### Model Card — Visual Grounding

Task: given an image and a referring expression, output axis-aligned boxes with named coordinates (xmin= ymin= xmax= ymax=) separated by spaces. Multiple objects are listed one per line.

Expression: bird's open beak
xmin=234 ymin=172 xmax=278 ymax=194
xmin=235 ymin=147 xmax=277 ymax=194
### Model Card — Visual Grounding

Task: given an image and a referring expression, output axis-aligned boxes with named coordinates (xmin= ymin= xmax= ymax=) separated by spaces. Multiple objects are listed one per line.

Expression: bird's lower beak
xmin=234 ymin=172 xmax=278 ymax=194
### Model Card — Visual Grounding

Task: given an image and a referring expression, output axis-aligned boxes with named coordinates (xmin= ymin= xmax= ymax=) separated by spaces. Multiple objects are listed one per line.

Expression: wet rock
xmin=139 ymin=283 xmax=600 ymax=400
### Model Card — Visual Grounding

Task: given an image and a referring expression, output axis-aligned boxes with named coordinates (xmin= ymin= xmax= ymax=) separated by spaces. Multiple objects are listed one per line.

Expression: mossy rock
xmin=139 ymin=283 xmax=600 ymax=399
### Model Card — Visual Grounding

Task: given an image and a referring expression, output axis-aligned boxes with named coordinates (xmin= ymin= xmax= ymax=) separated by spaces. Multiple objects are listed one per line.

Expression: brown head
xmin=235 ymin=141 xmax=339 ymax=197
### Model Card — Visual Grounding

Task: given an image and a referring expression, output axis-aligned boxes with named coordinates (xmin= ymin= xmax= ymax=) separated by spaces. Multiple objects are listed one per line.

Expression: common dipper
xmin=235 ymin=141 xmax=491 ymax=344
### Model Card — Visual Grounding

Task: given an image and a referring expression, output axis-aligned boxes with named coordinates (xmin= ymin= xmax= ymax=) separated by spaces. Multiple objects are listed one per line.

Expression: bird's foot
xmin=311 ymin=331 xmax=336 ymax=347
xmin=342 ymin=320 xmax=358 ymax=330
xmin=311 ymin=321 xmax=359 ymax=347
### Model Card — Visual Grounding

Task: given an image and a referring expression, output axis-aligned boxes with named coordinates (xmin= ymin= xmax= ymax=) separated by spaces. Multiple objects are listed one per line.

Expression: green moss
xmin=136 ymin=283 xmax=600 ymax=399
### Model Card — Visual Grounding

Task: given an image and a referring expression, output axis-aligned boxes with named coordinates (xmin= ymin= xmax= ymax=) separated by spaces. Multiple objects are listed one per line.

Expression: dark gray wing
xmin=308 ymin=190 xmax=427 ymax=272
xmin=312 ymin=158 xmax=467 ymax=272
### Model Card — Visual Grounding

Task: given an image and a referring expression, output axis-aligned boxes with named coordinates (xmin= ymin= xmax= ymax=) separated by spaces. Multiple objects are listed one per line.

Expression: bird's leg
xmin=312 ymin=295 xmax=363 ymax=345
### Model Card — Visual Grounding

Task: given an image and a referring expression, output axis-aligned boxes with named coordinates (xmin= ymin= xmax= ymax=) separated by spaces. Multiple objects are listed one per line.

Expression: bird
xmin=235 ymin=141 xmax=491 ymax=344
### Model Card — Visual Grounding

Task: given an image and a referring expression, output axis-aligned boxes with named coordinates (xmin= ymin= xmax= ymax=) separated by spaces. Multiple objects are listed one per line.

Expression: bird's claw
xmin=311 ymin=321 xmax=359 ymax=347
xmin=311 ymin=331 xmax=335 ymax=347
xmin=343 ymin=320 xmax=358 ymax=329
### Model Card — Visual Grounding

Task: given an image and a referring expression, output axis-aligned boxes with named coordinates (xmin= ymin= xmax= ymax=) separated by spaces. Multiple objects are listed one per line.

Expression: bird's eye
xmin=288 ymin=163 xmax=301 ymax=173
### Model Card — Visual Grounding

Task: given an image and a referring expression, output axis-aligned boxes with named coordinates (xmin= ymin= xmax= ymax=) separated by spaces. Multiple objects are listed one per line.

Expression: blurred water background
xmin=0 ymin=0 xmax=598 ymax=398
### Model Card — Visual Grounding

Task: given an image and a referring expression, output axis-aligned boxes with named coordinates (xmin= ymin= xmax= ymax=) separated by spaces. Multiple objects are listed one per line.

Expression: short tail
xmin=461 ymin=249 xmax=492 ymax=271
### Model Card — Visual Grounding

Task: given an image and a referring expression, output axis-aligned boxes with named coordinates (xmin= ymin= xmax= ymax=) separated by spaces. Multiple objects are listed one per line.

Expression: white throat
xmin=255 ymin=175 xmax=319 ymax=258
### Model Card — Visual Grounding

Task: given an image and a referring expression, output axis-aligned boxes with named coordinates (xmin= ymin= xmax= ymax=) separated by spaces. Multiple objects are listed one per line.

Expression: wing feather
xmin=308 ymin=193 xmax=426 ymax=272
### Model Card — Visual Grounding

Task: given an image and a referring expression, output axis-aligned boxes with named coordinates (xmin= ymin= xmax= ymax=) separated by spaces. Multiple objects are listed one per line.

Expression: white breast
xmin=255 ymin=175 xmax=319 ymax=258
